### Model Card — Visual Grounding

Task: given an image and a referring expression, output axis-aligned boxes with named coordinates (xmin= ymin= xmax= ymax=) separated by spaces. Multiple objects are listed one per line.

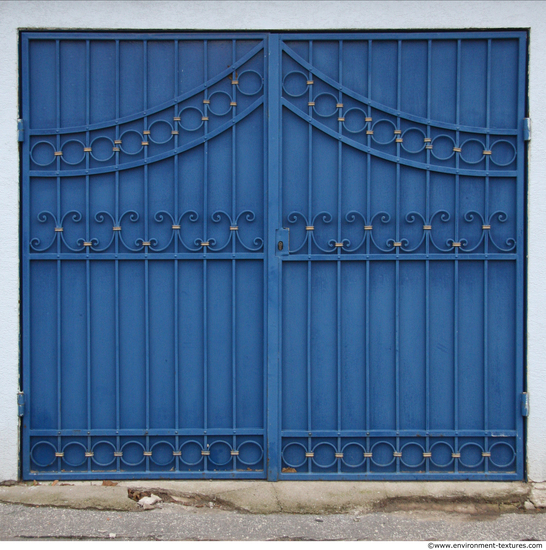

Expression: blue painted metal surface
xmin=22 ymin=33 xmax=268 ymax=479
xmin=21 ymin=31 xmax=526 ymax=480
xmin=276 ymin=32 xmax=526 ymax=480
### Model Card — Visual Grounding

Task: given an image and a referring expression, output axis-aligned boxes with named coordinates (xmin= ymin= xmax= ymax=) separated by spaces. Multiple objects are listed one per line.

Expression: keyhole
xmin=278 ymin=241 xmax=284 ymax=251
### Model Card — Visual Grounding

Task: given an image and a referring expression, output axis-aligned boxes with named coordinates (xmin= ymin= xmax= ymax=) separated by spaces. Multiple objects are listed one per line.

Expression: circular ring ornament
xmin=458 ymin=442 xmax=484 ymax=469
xmin=431 ymin=134 xmax=456 ymax=160
xmin=313 ymin=93 xmax=338 ymax=118
xmin=281 ymin=442 xmax=308 ymax=469
xmin=311 ymin=442 xmax=338 ymax=469
xmin=208 ymin=441 xmax=233 ymax=467
xmin=460 ymin=139 xmax=486 ymax=165
xmin=371 ymin=119 xmax=397 ymax=145
xmin=236 ymin=441 xmax=264 ymax=466
xmin=400 ymin=442 xmax=426 ymax=468
xmin=342 ymin=108 xmax=369 ymax=133
xmin=370 ymin=441 xmax=396 ymax=467
xmin=237 ymin=70 xmax=264 ymax=96
xmin=178 ymin=106 xmax=205 ymax=131
xmin=490 ymin=139 xmax=517 ymax=167
xmin=90 ymin=136 xmax=115 ymax=162
xmin=30 ymin=141 xmax=56 ymax=167
xmin=341 ymin=442 xmax=366 ymax=468
xmin=429 ymin=441 xmax=454 ymax=468
xmin=60 ymin=139 xmax=86 ymax=165
xmin=91 ymin=440 xmax=117 ymax=467
xmin=148 ymin=120 xmax=174 ymax=144
xmin=62 ymin=441 xmax=88 ymax=468
xmin=488 ymin=442 xmax=516 ymax=468
xmin=30 ymin=441 xmax=58 ymax=468
xmin=179 ymin=440 xmax=204 ymax=466
xmin=120 ymin=130 xmax=144 ymax=155
xmin=281 ymin=70 xmax=308 ymax=98
xmin=208 ymin=91 xmax=234 ymax=116
xmin=401 ymin=127 xmax=426 ymax=153
xmin=120 ymin=440 xmax=146 ymax=467
xmin=150 ymin=441 xmax=175 ymax=466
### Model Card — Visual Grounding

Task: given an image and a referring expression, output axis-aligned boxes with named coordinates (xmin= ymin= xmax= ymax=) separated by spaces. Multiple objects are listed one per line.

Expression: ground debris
xmin=102 ymin=480 xmax=119 ymax=487
xmin=128 ymin=489 xmax=152 ymax=502
xmin=138 ymin=494 xmax=162 ymax=508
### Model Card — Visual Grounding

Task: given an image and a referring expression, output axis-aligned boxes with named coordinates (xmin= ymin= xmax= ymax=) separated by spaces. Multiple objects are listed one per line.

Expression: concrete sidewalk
xmin=0 ymin=480 xmax=545 ymax=515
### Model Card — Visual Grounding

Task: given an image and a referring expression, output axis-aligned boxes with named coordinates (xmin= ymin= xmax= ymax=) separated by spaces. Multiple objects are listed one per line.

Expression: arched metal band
xmin=30 ymin=97 xmax=264 ymax=178
xmin=281 ymin=42 xmax=518 ymax=137
xmin=29 ymin=41 xmax=265 ymax=136
xmin=281 ymin=99 xmax=517 ymax=179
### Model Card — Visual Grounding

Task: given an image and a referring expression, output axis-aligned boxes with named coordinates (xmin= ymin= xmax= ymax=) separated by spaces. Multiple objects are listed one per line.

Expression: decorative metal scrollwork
xmin=209 ymin=210 xmax=264 ymax=252
xmin=280 ymin=43 xmax=519 ymax=177
xmin=286 ymin=211 xmax=334 ymax=253
xmin=30 ymin=210 xmax=84 ymax=252
xmin=285 ymin=209 xmax=515 ymax=253
xmin=281 ymin=438 xmax=516 ymax=471
xmin=30 ymin=437 xmax=264 ymax=471
xmin=29 ymin=43 xmax=265 ymax=179
xmin=30 ymin=210 xmax=263 ymax=253
xmin=462 ymin=210 xmax=516 ymax=252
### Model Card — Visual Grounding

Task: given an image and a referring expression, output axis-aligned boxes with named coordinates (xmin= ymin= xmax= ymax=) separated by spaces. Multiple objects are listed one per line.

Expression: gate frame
xmin=0 ymin=0 xmax=544 ymax=482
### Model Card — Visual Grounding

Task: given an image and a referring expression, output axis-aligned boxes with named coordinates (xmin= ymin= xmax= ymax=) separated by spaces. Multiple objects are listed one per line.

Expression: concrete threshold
xmin=0 ymin=480 xmax=545 ymax=515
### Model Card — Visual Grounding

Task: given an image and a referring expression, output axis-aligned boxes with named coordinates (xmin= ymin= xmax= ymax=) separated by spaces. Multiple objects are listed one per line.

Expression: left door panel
xmin=21 ymin=33 xmax=268 ymax=479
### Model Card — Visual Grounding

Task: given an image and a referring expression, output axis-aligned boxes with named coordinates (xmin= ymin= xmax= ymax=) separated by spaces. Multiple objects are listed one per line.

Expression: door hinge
xmin=521 ymin=392 xmax=529 ymax=417
xmin=523 ymin=118 xmax=531 ymax=142
xmin=17 ymin=392 xmax=25 ymax=417
xmin=17 ymin=119 xmax=24 ymax=143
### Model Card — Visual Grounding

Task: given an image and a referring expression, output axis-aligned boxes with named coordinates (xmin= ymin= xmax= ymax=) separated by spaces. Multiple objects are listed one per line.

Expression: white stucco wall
xmin=0 ymin=0 xmax=544 ymax=481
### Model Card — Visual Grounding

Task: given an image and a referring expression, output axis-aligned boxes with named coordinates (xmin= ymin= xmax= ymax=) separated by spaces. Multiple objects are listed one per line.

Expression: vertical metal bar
xmin=267 ymin=34 xmax=281 ymax=480
xmin=21 ymin=34 xmax=31 ymax=478
xmin=454 ymin=39 xmax=461 ymax=473
xmin=395 ymin=39 xmax=402 ymax=472
xmin=143 ymin=40 xmax=150 ymax=472
xmin=231 ymin=39 xmax=238 ymax=470
xmin=515 ymin=33 xmax=527 ymax=478
xmin=261 ymin=37 xmax=269 ymax=477
xmin=483 ymin=38 xmax=492 ymax=473
xmin=307 ymin=40 xmax=313 ymax=474
xmin=56 ymin=39 xmax=62 ymax=473
xmin=85 ymin=39 xmax=92 ymax=472
xmin=425 ymin=39 xmax=432 ymax=473
xmin=174 ymin=39 xmax=180 ymax=472
xmin=336 ymin=40 xmax=343 ymax=473
xmin=203 ymin=40 xmax=209 ymax=471
xmin=114 ymin=39 xmax=121 ymax=472
xmin=365 ymin=39 xmax=372 ymax=473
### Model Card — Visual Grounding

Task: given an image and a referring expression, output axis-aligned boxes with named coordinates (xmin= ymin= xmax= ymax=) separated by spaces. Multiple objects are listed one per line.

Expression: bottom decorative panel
xmin=28 ymin=435 xmax=266 ymax=479
xmin=280 ymin=435 xmax=518 ymax=479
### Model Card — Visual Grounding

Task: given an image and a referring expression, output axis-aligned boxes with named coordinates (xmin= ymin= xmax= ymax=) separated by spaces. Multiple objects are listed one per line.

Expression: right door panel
xmin=277 ymin=32 xmax=526 ymax=479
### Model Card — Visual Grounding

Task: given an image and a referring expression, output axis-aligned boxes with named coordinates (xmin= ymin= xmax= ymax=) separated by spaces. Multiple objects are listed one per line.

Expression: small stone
xmin=208 ymin=502 xmax=214 ymax=508
xmin=138 ymin=494 xmax=162 ymax=507
xmin=109 ymin=533 xmax=116 ymax=539
xmin=315 ymin=518 xmax=323 ymax=522
xmin=524 ymin=501 xmax=536 ymax=511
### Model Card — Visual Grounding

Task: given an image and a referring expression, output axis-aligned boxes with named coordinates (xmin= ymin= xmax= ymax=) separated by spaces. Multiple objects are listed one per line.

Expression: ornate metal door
xmin=21 ymin=32 xmax=526 ymax=480
xmin=273 ymin=33 xmax=526 ymax=480
xmin=22 ymin=34 xmax=268 ymax=479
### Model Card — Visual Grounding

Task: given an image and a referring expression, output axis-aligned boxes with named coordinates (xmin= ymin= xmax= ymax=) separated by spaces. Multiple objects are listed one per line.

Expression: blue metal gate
xmin=21 ymin=32 xmax=526 ymax=480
